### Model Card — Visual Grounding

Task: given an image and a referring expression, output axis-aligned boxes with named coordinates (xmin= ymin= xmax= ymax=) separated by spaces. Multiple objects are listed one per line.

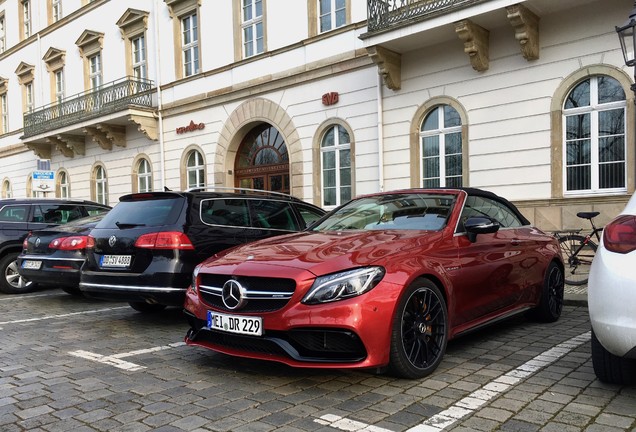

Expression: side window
xmin=0 ymin=205 xmax=28 ymax=222
xmin=200 ymin=199 xmax=250 ymax=227
xmin=458 ymin=196 xmax=522 ymax=232
xmin=249 ymin=200 xmax=298 ymax=231
xmin=296 ymin=204 xmax=325 ymax=229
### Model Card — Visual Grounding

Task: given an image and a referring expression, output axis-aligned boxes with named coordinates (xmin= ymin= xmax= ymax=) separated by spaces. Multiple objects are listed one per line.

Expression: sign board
xmin=33 ymin=170 xmax=55 ymax=193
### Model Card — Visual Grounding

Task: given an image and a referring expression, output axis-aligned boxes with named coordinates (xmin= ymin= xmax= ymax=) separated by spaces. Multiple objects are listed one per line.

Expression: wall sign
xmin=322 ymin=92 xmax=339 ymax=106
xmin=176 ymin=120 xmax=205 ymax=134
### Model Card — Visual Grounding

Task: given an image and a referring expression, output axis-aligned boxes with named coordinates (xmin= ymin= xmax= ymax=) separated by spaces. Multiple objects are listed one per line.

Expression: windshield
xmin=311 ymin=193 xmax=456 ymax=232
xmin=97 ymin=197 xmax=185 ymax=229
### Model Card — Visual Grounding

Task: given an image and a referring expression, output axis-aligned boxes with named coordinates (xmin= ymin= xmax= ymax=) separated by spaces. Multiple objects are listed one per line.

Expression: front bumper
xmin=183 ymin=280 xmax=403 ymax=370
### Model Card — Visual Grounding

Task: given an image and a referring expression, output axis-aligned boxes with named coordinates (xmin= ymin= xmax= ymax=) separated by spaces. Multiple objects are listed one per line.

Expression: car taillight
xmin=49 ymin=236 xmax=89 ymax=251
xmin=134 ymin=232 xmax=195 ymax=250
xmin=87 ymin=235 xmax=96 ymax=249
xmin=23 ymin=233 xmax=31 ymax=249
xmin=603 ymin=215 xmax=636 ymax=254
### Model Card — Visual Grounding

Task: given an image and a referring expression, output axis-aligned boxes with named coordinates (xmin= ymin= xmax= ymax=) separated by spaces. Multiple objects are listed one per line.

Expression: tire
xmin=129 ymin=301 xmax=167 ymax=313
xmin=388 ymin=279 xmax=448 ymax=379
xmin=0 ymin=252 xmax=37 ymax=294
xmin=528 ymin=261 xmax=564 ymax=322
xmin=558 ymin=234 xmax=597 ymax=286
xmin=591 ymin=329 xmax=636 ymax=385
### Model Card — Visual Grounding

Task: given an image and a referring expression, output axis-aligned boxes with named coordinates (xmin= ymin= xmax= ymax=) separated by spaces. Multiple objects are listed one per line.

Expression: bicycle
xmin=553 ymin=211 xmax=603 ymax=286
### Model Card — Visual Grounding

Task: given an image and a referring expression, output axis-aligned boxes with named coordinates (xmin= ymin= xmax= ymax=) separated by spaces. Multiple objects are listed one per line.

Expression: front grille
xmin=198 ymin=274 xmax=296 ymax=313
xmin=186 ymin=313 xmax=367 ymax=363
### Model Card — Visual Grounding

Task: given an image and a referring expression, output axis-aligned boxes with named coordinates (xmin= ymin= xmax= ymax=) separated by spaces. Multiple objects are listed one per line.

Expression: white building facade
xmin=0 ymin=0 xmax=633 ymax=231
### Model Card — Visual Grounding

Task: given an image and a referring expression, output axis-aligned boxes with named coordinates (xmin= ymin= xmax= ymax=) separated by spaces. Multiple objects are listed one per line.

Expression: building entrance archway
xmin=235 ymin=123 xmax=290 ymax=194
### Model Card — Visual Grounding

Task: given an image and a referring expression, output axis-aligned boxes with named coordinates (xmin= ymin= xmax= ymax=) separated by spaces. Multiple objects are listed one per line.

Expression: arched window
xmin=320 ymin=124 xmax=351 ymax=207
xmin=420 ymin=105 xmax=462 ymax=188
xmin=1 ymin=179 xmax=11 ymax=198
xmin=186 ymin=150 xmax=205 ymax=189
xmin=93 ymin=165 xmax=108 ymax=205
xmin=563 ymin=75 xmax=626 ymax=194
xmin=57 ymin=170 xmax=70 ymax=198
xmin=137 ymin=158 xmax=152 ymax=193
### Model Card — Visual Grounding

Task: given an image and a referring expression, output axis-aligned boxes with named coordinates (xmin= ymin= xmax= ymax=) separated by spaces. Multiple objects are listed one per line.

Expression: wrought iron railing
xmin=366 ymin=0 xmax=489 ymax=33
xmin=22 ymin=77 xmax=155 ymax=138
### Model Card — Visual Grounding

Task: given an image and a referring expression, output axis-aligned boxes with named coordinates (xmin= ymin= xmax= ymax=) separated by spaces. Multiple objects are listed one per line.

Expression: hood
xmin=202 ymin=229 xmax=445 ymax=276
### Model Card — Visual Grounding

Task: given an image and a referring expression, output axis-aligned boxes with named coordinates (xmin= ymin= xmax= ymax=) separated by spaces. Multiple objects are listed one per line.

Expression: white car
xmin=588 ymin=194 xmax=636 ymax=384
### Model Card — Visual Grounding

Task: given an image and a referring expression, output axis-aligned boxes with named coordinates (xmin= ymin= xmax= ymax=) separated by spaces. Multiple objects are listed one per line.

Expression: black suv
xmin=0 ymin=198 xmax=111 ymax=294
xmin=80 ymin=189 xmax=326 ymax=312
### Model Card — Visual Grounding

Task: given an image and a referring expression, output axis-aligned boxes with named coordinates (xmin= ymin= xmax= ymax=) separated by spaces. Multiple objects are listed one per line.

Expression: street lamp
xmin=616 ymin=1 xmax=636 ymax=92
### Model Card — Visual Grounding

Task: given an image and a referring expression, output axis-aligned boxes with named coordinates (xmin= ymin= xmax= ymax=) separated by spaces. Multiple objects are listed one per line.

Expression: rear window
xmin=33 ymin=204 xmax=89 ymax=224
xmin=98 ymin=197 xmax=185 ymax=228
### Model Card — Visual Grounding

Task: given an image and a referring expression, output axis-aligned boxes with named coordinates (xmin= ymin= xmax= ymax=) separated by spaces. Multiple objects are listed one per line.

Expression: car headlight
xmin=302 ymin=267 xmax=385 ymax=305
xmin=191 ymin=265 xmax=201 ymax=293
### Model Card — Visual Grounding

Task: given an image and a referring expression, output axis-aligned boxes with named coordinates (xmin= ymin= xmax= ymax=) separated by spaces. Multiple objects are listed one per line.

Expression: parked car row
xmin=0 ymin=198 xmax=110 ymax=294
xmin=10 ymin=187 xmax=633 ymax=382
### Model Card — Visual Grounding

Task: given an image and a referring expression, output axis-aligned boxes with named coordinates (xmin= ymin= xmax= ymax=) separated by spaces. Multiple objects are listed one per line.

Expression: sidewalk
xmin=564 ymin=283 xmax=587 ymax=306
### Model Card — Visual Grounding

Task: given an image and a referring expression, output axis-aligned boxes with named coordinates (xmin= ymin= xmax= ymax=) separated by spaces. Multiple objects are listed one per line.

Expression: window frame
xmin=320 ymin=124 xmax=352 ymax=208
xmin=132 ymin=34 xmax=148 ymax=80
xmin=420 ymin=104 xmax=463 ymax=188
xmin=241 ymin=0 xmax=264 ymax=58
xmin=181 ymin=12 xmax=199 ymax=77
xmin=186 ymin=149 xmax=205 ymax=189
xmin=57 ymin=170 xmax=70 ymax=198
xmin=89 ymin=53 xmax=102 ymax=89
xmin=21 ymin=0 xmax=31 ymax=39
xmin=318 ymin=0 xmax=346 ymax=33
xmin=0 ymin=13 xmax=6 ymax=54
xmin=562 ymin=75 xmax=627 ymax=195
xmin=0 ymin=93 xmax=8 ymax=134
xmin=136 ymin=158 xmax=153 ymax=193
xmin=92 ymin=165 xmax=108 ymax=205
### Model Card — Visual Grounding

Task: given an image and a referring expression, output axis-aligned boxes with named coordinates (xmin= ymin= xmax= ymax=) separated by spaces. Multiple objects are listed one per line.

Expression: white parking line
xmin=315 ymin=331 xmax=591 ymax=432
xmin=68 ymin=342 xmax=186 ymax=371
xmin=0 ymin=306 xmax=128 ymax=330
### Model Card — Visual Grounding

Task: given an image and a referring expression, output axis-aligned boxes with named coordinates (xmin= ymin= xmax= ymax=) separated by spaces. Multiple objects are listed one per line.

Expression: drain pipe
xmin=153 ymin=0 xmax=166 ymax=190
xmin=376 ymin=74 xmax=384 ymax=192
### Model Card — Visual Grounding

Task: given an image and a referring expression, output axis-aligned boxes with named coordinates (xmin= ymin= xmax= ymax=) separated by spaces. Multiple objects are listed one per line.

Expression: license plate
xmin=22 ymin=260 xmax=42 ymax=270
xmin=207 ymin=310 xmax=263 ymax=336
xmin=100 ymin=255 xmax=132 ymax=268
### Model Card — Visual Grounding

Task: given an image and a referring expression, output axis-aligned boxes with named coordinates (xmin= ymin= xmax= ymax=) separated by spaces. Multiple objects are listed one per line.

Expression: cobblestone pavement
xmin=1 ymin=288 xmax=634 ymax=432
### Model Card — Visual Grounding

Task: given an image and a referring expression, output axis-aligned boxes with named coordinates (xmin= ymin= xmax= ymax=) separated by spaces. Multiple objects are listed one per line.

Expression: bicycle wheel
xmin=558 ymin=234 xmax=598 ymax=286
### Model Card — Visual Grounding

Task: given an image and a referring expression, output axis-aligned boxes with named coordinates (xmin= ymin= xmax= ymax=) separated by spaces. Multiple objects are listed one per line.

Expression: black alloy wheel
xmin=389 ymin=279 xmax=448 ymax=379
xmin=528 ymin=261 xmax=564 ymax=323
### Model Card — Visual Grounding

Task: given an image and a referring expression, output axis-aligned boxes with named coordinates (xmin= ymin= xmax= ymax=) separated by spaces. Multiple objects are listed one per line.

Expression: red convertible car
xmin=184 ymin=188 xmax=564 ymax=378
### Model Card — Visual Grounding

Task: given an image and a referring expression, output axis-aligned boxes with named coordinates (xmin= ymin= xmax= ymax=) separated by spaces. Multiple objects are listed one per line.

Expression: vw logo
xmin=35 ymin=237 xmax=41 ymax=247
xmin=222 ymin=279 xmax=247 ymax=310
xmin=108 ymin=235 xmax=117 ymax=247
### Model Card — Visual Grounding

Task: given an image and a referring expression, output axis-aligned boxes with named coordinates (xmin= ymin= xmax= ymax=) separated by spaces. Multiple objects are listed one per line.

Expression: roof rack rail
xmin=184 ymin=185 xmax=296 ymax=200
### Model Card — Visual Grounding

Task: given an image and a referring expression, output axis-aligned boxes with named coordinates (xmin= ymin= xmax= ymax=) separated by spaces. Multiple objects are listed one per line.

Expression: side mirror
xmin=464 ymin=216 xmax=500 ymax=243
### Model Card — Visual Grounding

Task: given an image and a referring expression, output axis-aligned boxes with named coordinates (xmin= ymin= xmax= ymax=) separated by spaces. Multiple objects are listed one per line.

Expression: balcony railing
xmin=22 ymin=77 xmax=155 ymax=138
xmin=366 ymin=0 xmax=489 ymax=33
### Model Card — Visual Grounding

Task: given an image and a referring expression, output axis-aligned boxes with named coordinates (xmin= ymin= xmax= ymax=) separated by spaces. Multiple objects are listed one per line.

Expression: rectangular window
xmin=132 ymin=35 xmax=147 ymax=80
xmin=89 ymin=54 xmax=102 ymax=89
xmin=55 ymin=70 xmax=65 ymax=104
xmin=182 ymin=13 xmax=199 ymax=77
xmin=1 ymin=94 xmax=8 ymax=134
xmin=319 ymin=0 xmax=346 ymax=33
xmin=242 ymin=0 xmax=263 ymax=58
xmin=0 ymin=15 xmax=5 ymax=53
xmin=22 ymin=0 xmax=31 ymax=38
xmin=25 ymin=83 xmax=34 ymax=113
xmin=53 ymin=0 xmax=63 ymax=22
